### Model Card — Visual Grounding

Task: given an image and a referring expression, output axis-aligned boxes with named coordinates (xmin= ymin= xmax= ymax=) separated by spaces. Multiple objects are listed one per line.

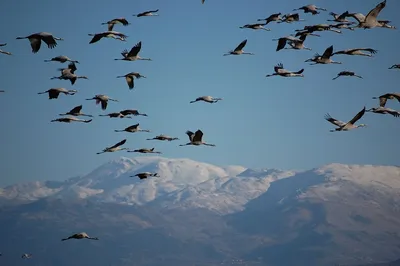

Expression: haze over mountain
xmin=1 ymin=156 xmax=400 ymax=266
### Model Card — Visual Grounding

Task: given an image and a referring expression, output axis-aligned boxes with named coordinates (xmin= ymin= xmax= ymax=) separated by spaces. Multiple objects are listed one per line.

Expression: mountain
xmin=0 ymin=157 xmax=400 ymax=266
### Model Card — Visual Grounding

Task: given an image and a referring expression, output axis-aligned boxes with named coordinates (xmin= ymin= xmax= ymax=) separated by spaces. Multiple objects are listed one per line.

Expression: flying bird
xmin=293 ymin=5 xmax=327 ymax=15
xmin=266 ymin=63 xmax=304 ymax=78
xmin=16 ymin=32 xmax=63 ymax=53
xmin=51 ymin=62 xmax=88 ymax=85
xmin=347 ymin=0 xmax=387 ymax=29
xmin=328 ymin=11 xmax=351 ymax=23
xmin=324 ymin=107 xmax=367 ymax=132
xmin=372 ymin=93 xmax=400 ymax=107
xmin=51 ymin=117 xmax=92 ymax=123
xmin=133 ymin=9 xmax=159 ymax=17
xmin=190 ymin=96 xmax=222 ymax=104
xmin=239 ymin=23 xmax=270 ymax=31
xmin=131 ymin=172 xmax=160 ymax=180
xmin=116 ymin=72 xmax=146 ymax=89
xmin=115 ymin=41 xmax=152 ymax=61
xmin=278 ymin=13 xmax=304 ymax=24
xmin=332 ymin=48 xmax=377 ymax=57
xmin=114 ymin=123 xmax=150 ymax=133
xmin=274 ymin=35 xmax=310 ymax=51
xmin=88 ymin=31 xmax=127 ymax=44
xmin=99 ymin=112 xmax=131 ymax=118
xmin=120 ymin=109 xmax=148 ymax=117
xmin=332 ymin=71 xmax=363 ymax=80
xmin=389 ymin=64 xmax=400 ymax=69
xmin=305 ymin=45 xmax=341 ymax=65
xmin=127 ymin=148 xmax=162 ymax=154
xmin=21 ymin=254 xmax=32 ymax=259
xmin=180 ymin=130 xmax=216 ymax=147
xmin=101 ymin=18 xmax=130 ymax=31
xmin=44 ymin=55 xmax=79 ymax=64
xmin=257 ymin=13 xmax=282 ymax=24
xmin=97 ymin=139 xmax=128 ymax=154
xmin=147 ymin=134 xmax=179 ymax=141
xmin=37 ymin=88 xmax=77 ymax=99
xmin=86 ymin=94 xmax=118 ymax=110
xmin=62 ymin=232 xmax=99 ymax=241
xmin=223 ymin=39 xmax=254 ymax=56
xmin=59 ymin=105 xmax=93 ymax=117
xmin=366 ymin=107 xmax=400 ymax=117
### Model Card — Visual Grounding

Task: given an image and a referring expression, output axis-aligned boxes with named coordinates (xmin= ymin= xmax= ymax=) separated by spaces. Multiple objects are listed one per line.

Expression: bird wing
xmin=193 ymin=130 xmax=203 ymax=142
xmin=347 ymin=107 xmax=366 ymax=125
xmin=234 ymin=39 xmax=247 ymax=51
xmin=324 ymin=114 xmax=346 ymax=127
xmin=322 ymin=45 xmax=334 ymax=59
xmin=292 ymin=13 xmax=300 ymax=20
xmin=70 ymin=105 xmax=82 ymax=113
xmin=127 ymin=41 xmax=142 ymax=57
xmin=49 ymin=89 xmax=60 ymax=99
xmin=107 ymin=23 xmax=114 ymax=31
xmin=68 ymin=62 xmax=77 ymax=73
xmin=185 ymin=131 xmax=195 ymax=141
xmin=276 ymin=38 xmax=287 ymax=51
xmin=29 ymin=36 xmax=42 ymax=53
xmin=41 ymin=35 xmax=57 ymax=49
xmin=110 ymin=139 xmax=127 ymax=149
xmin=101 ymin=100 xmax=108 ymax=110
xmin=89 ymin=33 xmax=104 ymax=44
xmin=390 ymin=93 xmax=400 ymax=102
xmin=365 ymin=0 xmax=386 ymax=22
xmin=347 ymin=13 xmax=365 ymax=23
xmin=356 ymin=48 xmax=378 ymax=54
xmin=338 ymin=11 xmax=349 ymax=20
xmin=274 ymin=63 xmax=284 ymax=73
xmin=379 ymin=96 xmax=388 ymax=107
xmin=126 ymin=76 xmax=134 ymax=89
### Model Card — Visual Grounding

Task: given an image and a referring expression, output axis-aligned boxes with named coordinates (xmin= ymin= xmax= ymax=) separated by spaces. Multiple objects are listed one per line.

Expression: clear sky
xmin=0 ymin=0 xmax=399 ymax=186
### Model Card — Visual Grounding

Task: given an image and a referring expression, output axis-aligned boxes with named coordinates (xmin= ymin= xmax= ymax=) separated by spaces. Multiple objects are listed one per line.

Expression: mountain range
xmin=0 ymin=156 xmax=399 ymax=266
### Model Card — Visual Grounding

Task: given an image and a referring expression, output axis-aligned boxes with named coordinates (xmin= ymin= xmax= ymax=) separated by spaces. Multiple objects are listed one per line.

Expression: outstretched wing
xmin=193 ymin=130 xmax=203 ymax=142
xmin=69 ymin=105 xmax=82 ymax=113
xmin=276 ymin=38 xmax=287 ymax=51
xmin=324 ymin=114 xmax=346 ymax=127
xmin=365 ymin=0 xmax=386 ymax=22
xmin=234 ymin=39 xmax=247 ymax=51
xmin=110 ymin=139 xmax=127 ymax=149
xmin=348 ymin=107 xmax=366 ymax=125
xmin=185 ymin=130 xmax=195 ymax=141
xmin=322 ymin=45 xmax=334 ymax=59
xmin=127 ymin=41 xmax=142 ymax=57
xmin=378 ymin=96 xmax=388 ymax=107
xmin=126 ymin=76 xmax=134 ymax=89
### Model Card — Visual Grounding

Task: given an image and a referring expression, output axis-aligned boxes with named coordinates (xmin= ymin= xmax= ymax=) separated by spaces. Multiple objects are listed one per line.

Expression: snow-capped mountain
xmin=0 ymin=157 xmax=399 ymax=215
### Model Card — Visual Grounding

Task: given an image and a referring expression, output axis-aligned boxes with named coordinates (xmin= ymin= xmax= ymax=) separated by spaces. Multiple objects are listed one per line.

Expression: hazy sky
xmin=0 ymin=0 xmax=399 ymax=186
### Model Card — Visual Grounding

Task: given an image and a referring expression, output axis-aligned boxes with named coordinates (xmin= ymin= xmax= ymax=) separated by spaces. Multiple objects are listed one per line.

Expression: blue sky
xmin=0 ymin=0 xmax=399 ymax=186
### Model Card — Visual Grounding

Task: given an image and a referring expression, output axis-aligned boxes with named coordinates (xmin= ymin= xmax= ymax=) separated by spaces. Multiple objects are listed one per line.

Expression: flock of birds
xmin=0 ymin=0 xmax=400 ymax=260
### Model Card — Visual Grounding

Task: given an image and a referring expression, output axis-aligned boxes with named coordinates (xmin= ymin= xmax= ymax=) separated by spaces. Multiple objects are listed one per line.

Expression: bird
xmin=190 ymin=96 xmax=222 ymax=104
xmin=86 ymin=95 xmax=118 ymax=110
xmin=278 ymin=13 xmax=304 ymax=23
xmin=389 ymin=64 xmax=400 ymax=69
xmin=293 ymin=5 xmax=327 ymax=15
xmin=88 ymin=31 xmax=127 ymax=44
xmin=0 ymin=90 xmax=4 ymax=93
xmin=332 ymin=48 xmax=377 ymax=57
xmin=51 ymin=62 xmax=88 ymax=85
xmin=366 ymin=107 xmax=400 ymax=117
xmin=16 ymin=32 xmax=63 ymax=53
xmin=97 ymin=139 xmax=128 ymax=154
xmin=257 ymin=13 xmax=282 ymax=24
xmin=114 ymin=123 xmax=151 ymax=133
xmin=372 ymin=93 xmax=400 ymax=107
xmin=239 ymin=23 xmax=270 ymax=31
xmin=324 ymin=107 xmax=367 ymax=132
xmin=133 ymin=9 xmax=159 ymax=17
xmin=51 ymin=117 xmax=92 ymax=123
xmin=130 ymin=172 xmax=160 ymax=180
xmin=44 ymin=55 xmax=79 ymax=64
xmin=120 ymin=109 xmax=148 ymax=117
xmin=347 ymin=0 xmax=387 ymax=29
xmin=116 ymin=72 xmax=146 ymax=89
xmin=179 ymin=130 xmax=216 ymax=147
xmin=147 ymin=134 xmax=179 ymax=141
xmin=266 ymin=63 xmax=304 ymax=78
xmin=101 ymin=18 xmax=130 ymax=31
xmin=127 ymin=148 xmax=162 ymax=154
xmin=274 ymin=35 xmax=310 ymax=51
xmin=21 ymin=254 xmax=32 ymax=259
xmin=61 ymin=232 xmax=99 ymax=241
xmin=332 ymin=71 xmax=363 ymax=80
xmin=297 ymin=24 xmax=342 ymax=34
xmin=223 ymin=39 xmax=254 ymax=56
xmin=305 ymin=45 xmax=341 ymax=65
xmin=328 ymin=11 xmax=351 ymax=23
xmin=115 ymin=41 xmax=152 ymax=61
xmin=99 ymin=112 xmax=131 ymax=118
xmin=329 ymin=22 xmax=355 ymax=31
xmin=59 ymin=105 xmax=93 ymax=117
xmin=37 ymin=88 xmax=77 ymax=99
xmin=0 ymin=43 xmax=11 ymax=55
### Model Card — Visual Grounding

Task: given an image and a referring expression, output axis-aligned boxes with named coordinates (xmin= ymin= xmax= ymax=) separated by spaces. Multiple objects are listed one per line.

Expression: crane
xmin=114 ymin=123 xmax=151 ymax=133
xmin=147 ymin=134 xmax=179 ymax=141
xmin=51 ymin=117 xmax=92 ymax=123
xmin=347 ymin=0 xmax=387 ymax=29
xmin=327 ymin=11 xmax=351 ymax=23
xmin=324 ymin=107 xmax=367 ymax=132
xmin=86 ymin=94 xmax=118 ymax=110
xmin=44 ymin=55 xmax=79 ymax=64
xmin=293 ymin=5 xmax=327 ymax=15
xmin=372 ymin=93 xmax=400 ymax=107
xmin=366 ymin=107 xmax=400 ymax=117
xmin=190 ymin=96 xmax=222 ymax=104
xmin=120 ymin=109 xmax=148 ymax=117
xmin=99 ymin=112 xmax=131 ymax=118
xmin=133 ymin=9 xmax=159 ymax=17
xmin=101 ymin=18 xmax=130 ymax=31
xmin=239 ymin=23 xmax=270 ymax=31
xmin=115 ymin=41 xmax=152 ymax=61
xmin=59 ymin=105 xmax=92 ymax=117
xmin=127 ymin=148 xmax=162 ymax=154
xmin=88 ymin=31 xmax=127 ymax=44
xmin=274 ymin=35 xmax=310 ymax=51
xmin=38 ymin=88 xmax=77 ymax=99
xmin=223 ymin=39 xmax=254 ymax=56
xmin=130 ymin=172 xmax=160 ymax=180
xmin=16 ymin=32 xmax=63 ymax=53
xmin=266 ymin=63 xmax=304 ymax=78
xmin=389 ymin=64 xmax=400 ymax=69
xmin=305 ymin=45 xmax=341 ymax=64
xmin=179 ymin=130 xmax=216 ymax=147
xmin=96 ymin=139 xmax=129 ymax=154
xmin=116 ymin=72 xmax=146 ymax=89
xmin=278 ymin=13 xmax=304 ymax=24
xmin=62 ymin=232 xmax=99 ymax=241
xmin=332 ymin=71 xmax=363 ymax=80
xmin=257 ymin=13 xmax=282 ymax=24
